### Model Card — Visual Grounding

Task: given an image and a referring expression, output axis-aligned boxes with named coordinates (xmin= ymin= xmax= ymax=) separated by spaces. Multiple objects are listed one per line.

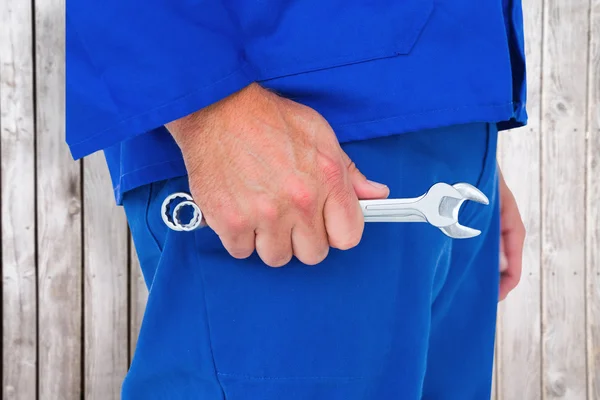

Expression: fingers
xmin=498 ymin=176 xmax=526 ymax=301
xmin=320 ymin=154 xmax=365 ymax=250
xmin=291 ymin=222 xmax=330 ymax=265
xmin=323 ymin=190 xmax=364 ymax=250
xmin=499 ymin=261 xmax=523 ymax=301
xmin=210 ymin=150 xmax=386 ymax=267
xmin=499 ymin=236 xmax=508 ymax=274
xmin=498 ymin=224 xmax=525 ymax=301
xmin=255 ymin=225 xmax=294 ymax=268
xmin=245 ymin=201 xmax=295 ymax=268
xmin=340 ymin=150 xmax=389 ymax=200
xmin=220 ymin=231 xmax=256 ymax=260
xmin=214 ymin=208 xmax=295 ymax=267
xmin=499 ymin=273 xmax=521 ymax=301
xmin=211 ymin=211 xmax=256 ymax=260
xmin=283 ymin=177 xmax=330 ymax=265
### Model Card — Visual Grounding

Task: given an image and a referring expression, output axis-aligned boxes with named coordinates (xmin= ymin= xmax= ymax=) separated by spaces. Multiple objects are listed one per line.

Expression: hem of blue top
xmin=115 ymin=158 xmax=187 ymax=205
xmin=112 ymin=100 xmax=526 ymax=205
xmin=69 ymin=65 xmax=255 ymax=160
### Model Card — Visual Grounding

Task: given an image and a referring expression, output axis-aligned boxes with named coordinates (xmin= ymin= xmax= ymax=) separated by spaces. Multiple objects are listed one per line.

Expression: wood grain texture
xmin=1 ymin=0 xmax=37 ymax=399
xmin=83 ymin=153 xmax=128 ymax=399
xmin=496 ymin=0 xmax=544 ymax=398
xmin=35 ymin=0 xmax=83 ymax=398
xmin=129 ymin=238 xmax=148 ymax=362
xmin=2 ymin=0 xmax=600 ymax=398
xmin=491 ymin=342 xmax=498 ymax=400
xmin=541 ymin=0 xmax=590 ymax=398
xmin=587 ymin=0 xmax=600 ymax=398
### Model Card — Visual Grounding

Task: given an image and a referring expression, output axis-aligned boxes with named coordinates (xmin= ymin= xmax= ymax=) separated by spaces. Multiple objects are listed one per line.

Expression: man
xmin=67 ymin=0 xmax=526 ymax=398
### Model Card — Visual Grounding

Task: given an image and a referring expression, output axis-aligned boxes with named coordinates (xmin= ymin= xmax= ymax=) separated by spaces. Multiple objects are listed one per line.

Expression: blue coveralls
xmin=66 ymin=0 xmax=527 ymax=398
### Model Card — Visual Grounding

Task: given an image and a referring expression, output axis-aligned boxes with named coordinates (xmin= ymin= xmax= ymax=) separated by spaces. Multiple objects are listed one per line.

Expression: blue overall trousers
xmin=121 ymin=122 xmax=500 ymax=399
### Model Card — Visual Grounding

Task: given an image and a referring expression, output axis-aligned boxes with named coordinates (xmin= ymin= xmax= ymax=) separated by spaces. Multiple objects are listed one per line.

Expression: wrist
xmin=166 ymin=82 xmax=265 ymax=147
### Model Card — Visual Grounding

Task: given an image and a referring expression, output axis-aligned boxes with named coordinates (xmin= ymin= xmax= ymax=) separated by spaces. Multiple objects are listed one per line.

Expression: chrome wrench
xmin=359 ymin=182 xmax=489 ymax=238
xmin=161 ymin=182 xmax=489 ymax=239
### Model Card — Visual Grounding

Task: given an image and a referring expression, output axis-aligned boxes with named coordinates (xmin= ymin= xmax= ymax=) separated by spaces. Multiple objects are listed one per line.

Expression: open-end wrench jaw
xmin=452 ymin=183 xmax=489 ymax=205
xmin=359 ymin=182 xmax=489 ymax=239
xmin=438 ymin=183 xmax=489 ymax=239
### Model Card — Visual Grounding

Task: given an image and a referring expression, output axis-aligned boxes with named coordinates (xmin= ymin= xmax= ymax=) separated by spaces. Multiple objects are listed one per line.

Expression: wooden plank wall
xmin=1 ymin=0 xmax=598 ymax=398
xmin=496 ymin=0 xmax=543 ymax=396
xmin=586 ymin=0 xmax=600 ymax=398
xmin=496 ymin=1 xmax=600 ymax=400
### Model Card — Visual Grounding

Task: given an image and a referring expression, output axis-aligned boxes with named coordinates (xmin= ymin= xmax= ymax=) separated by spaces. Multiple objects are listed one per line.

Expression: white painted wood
xmin=83 ymin=153 xmax=129 ymax=399
xmin=497 ymin=139 xmax=543 ymax=400
xmin=129 ymin=239 xmax=148 ymax=362
xmin=2 ymin=0 xmax=600 ymax=398
xmin=496 ymin=0 xmax=544 ymax=398
xmin=34 ymin=0 xmax=83 ymax=398
xmin=541 ymin=0 xmax=590 ymax=398
xmin=1 ymin=0 xmax=37 ymax=399
xmin=491 ymin=341 xmax=498 ymax=400
xmin=587 ymin=0 xmax=600 ymax=398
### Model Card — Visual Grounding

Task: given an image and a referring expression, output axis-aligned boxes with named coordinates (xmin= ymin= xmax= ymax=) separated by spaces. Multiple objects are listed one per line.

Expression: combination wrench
xmin=160 ymin=182 xmax=489 ymax=239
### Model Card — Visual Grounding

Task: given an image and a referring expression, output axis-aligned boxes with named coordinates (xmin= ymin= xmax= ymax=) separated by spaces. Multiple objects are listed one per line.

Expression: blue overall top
xmin=66 ymin=0 xmax=527 ymax=204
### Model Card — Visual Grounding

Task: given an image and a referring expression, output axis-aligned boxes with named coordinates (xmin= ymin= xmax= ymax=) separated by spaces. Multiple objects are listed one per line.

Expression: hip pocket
xmin=241 ymin=0 xmax=435 ymax=79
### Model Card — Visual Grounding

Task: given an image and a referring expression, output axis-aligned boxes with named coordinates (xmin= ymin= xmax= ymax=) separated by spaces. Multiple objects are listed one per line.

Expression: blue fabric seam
xmin=117 ymin=159 xmax=186 ymax=183
xmin=255 ymin=50 xmax=402 ymax=81
xmin=216 ymin=372 xmax=365 ymax=381
xmin=194 ymin=233 xmax=228 ymax=399
xmin=113 ymin=159 xmax=187 ymax=202
xmin=335 ymin=101 xmax=517 ymax=127
xmin=453 ymin=123 xmax=497 ymax=220
xmin=144 ymin=182 xmax=164 ymax=253
xmin=114 ymin=159 xmax=188 ymax=205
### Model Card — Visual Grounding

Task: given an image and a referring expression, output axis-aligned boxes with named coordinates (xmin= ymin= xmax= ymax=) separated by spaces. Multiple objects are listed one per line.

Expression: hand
xmin=166 ymin=83 xmax=389 ymax=267
xmin=498 ymin=167 xmax=526 ymax=301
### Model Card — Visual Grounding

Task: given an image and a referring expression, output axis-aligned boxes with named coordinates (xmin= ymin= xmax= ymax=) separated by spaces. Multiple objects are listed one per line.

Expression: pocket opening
xmin=243 ymin=0 xmax=435 ymax=81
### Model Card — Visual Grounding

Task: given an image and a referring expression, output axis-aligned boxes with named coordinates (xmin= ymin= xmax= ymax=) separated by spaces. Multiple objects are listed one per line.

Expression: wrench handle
xmin=359 ymin=198 xmax=427 ymax=223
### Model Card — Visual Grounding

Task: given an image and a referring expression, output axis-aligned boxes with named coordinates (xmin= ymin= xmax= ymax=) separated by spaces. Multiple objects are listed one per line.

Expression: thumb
xmin=500 ymin=237 xmax=509 ymax=273
xmin=341 ymin=150 xmax=389 ymax=200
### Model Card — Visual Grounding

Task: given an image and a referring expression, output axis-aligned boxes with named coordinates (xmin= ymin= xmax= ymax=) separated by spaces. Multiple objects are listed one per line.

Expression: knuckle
xmin=221 ymin=211 xmax=250 ymax=234
xmin=256 ymin=201 xmax=280 ymax=223
xmin=284 ymin=179 xmax=318 ymax=213
xmin=319 ymin=156 xmax=345 ymax=187
xmin=328 ymin=185 xmax=353 ymax=207
xmin=345 ymin=159 xmax=358 ymax=174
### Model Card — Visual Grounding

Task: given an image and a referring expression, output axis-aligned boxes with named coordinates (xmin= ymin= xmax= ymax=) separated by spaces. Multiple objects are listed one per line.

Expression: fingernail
xmin=367 ymin=180 xmax=388 ymax=189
